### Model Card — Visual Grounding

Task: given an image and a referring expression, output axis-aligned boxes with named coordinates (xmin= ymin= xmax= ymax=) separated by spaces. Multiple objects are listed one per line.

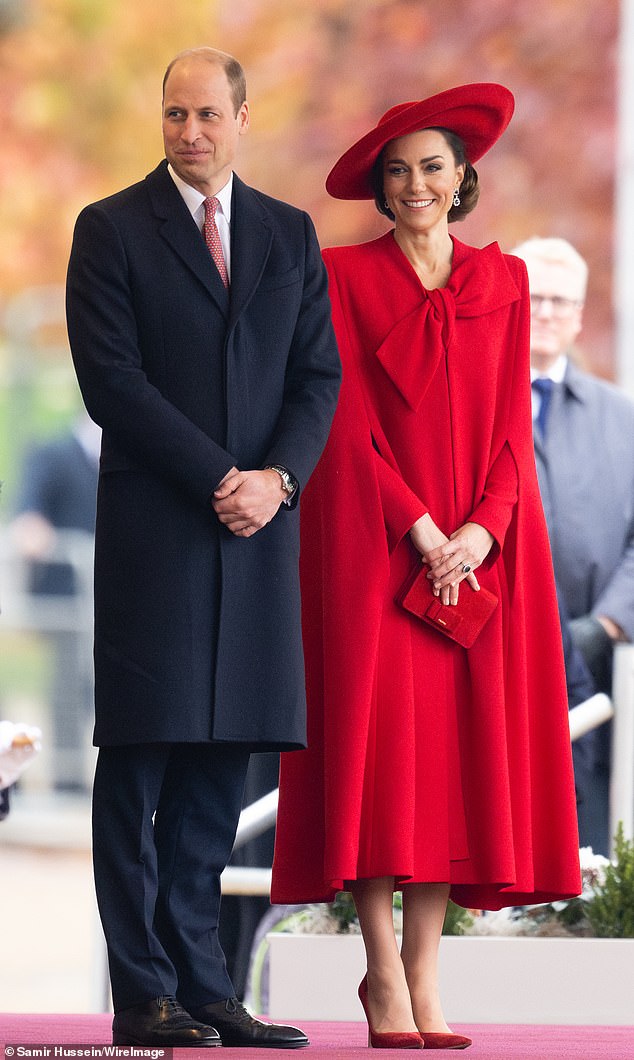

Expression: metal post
xmin=91 ymin=907 xmax=112 ymax=1014
xmin=609 ymin=644 xmax=634 ymax=845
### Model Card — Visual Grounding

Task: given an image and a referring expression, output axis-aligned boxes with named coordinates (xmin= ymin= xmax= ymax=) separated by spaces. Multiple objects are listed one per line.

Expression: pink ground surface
xmin=1 ymin=1014 xmax=634 ymax=1059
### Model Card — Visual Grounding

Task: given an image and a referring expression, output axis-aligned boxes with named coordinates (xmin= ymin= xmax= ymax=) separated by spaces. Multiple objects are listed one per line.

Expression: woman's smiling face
xmin=382 ymin=128 xmax=464 ymax=235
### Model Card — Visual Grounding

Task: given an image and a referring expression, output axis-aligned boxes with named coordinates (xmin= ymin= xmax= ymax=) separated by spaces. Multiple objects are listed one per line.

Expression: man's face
xmin=162 ymin=57 xmax=249 ymax=196
xmin=524 ymin=257 xmax=584 ymax=370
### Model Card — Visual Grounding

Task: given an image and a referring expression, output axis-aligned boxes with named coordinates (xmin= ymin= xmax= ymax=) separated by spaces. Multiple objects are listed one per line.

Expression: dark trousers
xmin=92 ymin=742 xmax=251 ymax=1012
xmin=569 ymin=615 xmax=614 ymax=856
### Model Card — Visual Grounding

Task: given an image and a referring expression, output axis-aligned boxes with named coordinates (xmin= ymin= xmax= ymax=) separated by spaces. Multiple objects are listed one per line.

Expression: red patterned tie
xmin=203 ymin=196 xmax=229 ymax=287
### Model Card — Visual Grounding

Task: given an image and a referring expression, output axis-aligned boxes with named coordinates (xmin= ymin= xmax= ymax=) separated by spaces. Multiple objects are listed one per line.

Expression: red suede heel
xmin=358 ymin=975 xmax=425 ymax=1049
xmin=420 ymin=1031 xmax=472 ymax=1050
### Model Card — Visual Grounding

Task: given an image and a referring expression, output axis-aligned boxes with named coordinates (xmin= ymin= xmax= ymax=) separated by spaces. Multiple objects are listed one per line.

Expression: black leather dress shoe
xmin=112 ymin=995 xmax=221 ymax=1046
xmin=189 ymin=998 xmax=309 ymax=1048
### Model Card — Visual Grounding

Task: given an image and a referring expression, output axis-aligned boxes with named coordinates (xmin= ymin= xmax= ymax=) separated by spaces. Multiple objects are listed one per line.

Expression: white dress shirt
xmin=167 ymin=165 xmax=233 ymax=282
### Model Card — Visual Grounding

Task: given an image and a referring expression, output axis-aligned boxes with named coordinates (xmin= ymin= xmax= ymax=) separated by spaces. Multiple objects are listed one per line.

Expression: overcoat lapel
xmin=227 ymin=175 xmax=273 ymax=333
xmin=532 ymin=422 xmax=546 ymax=464
xmin=145 ymin=161 xmax=230 ymax=316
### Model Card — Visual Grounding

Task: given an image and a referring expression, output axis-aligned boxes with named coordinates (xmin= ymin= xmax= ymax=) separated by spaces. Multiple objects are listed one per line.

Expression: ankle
xmin=409 ymin=997 xmax=451 ymax=1034
xmin=361 ymin=972 xmax=418 ymax=1034
xmin=404 ymin=974 xmax=449 ymax=1033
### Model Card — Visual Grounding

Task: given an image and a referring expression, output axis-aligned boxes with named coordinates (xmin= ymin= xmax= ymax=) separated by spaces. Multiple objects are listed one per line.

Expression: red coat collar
xmin=372 ymin=234 xmax=520 ymax=411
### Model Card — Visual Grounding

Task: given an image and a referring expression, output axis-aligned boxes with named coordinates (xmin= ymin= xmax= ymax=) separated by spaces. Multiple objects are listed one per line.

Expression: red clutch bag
xmin=396 ymin=563 xmax=498 ymax=648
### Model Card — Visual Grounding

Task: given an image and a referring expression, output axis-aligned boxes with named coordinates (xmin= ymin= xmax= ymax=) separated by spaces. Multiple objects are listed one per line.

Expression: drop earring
xmin=453 ymin=186 xmax=461 ymax=208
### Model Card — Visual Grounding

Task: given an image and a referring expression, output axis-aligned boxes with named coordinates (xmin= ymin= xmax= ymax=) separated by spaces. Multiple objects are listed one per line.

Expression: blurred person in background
xmin=66 ymin=46 xmax=339 ymax=1049
xmin=11 ymin=410 xmax=100 ymax=793
xmin=559 ymin=593 xmax=600 ymax=823
xmin=273 ymin=85 xmax=581 ymax=1051
xmin=0 ymin=721 xmax=42 ymax=820
xmin=513 ymin=237 xmax=634 ymax=856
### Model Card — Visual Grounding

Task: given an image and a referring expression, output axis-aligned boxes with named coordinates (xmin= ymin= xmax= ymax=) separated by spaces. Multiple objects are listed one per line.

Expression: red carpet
xmin=1 ymin=1014 xmax=633 ymax=1058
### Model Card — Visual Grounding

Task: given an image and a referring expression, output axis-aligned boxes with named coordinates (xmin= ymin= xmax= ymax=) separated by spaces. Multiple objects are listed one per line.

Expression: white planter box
xmin=267 ymin=933 xmax=634 ymax=1025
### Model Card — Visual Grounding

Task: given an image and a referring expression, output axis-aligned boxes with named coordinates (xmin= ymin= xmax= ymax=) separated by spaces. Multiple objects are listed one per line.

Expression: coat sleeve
xmin=372 ymin=452 xmax=428 ymax=552
xmin=469 ymin=441 xmax=518 ymax=548
xmin=468 ymin=257 xmax=531 ymax=563
xmin=591 ymin=525 xmax=634 ymax=640
xmin=66 ymin=203 xmax=238 ymax=505
xmin=261 ymin=212 xmax=341 ymax=504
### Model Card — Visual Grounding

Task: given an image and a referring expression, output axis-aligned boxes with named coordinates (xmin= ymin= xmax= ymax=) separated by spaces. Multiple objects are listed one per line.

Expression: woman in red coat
xmin=272 ymin=85 xmax=581 ymax=1049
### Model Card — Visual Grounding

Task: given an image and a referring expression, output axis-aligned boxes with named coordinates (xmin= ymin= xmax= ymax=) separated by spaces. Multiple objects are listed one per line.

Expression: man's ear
xmin=238 ymin=101 xmax=250 ymax=135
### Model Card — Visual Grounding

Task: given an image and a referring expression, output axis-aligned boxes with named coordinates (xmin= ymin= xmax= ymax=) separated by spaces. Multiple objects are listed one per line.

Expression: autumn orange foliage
xmin=0 ymin=0 xmax=619 ymax=376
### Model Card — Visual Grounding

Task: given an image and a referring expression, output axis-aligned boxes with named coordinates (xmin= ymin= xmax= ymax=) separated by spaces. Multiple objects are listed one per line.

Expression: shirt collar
xmin=167 ymin=164 xmax=233 ymax=223
xmin=530 ymin=354 xmax=568 ymax=384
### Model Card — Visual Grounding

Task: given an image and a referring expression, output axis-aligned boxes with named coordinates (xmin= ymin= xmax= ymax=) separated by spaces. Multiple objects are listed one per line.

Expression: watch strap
xmin=265 ymin=464 xmax=297 ymax=499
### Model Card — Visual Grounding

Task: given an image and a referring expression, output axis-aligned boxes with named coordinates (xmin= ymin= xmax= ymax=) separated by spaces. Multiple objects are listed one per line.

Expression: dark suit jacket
xmin=66 ymin=161 xmax=340 ymax=749
xmin=534 ymin=360 xmax=634 ymax=640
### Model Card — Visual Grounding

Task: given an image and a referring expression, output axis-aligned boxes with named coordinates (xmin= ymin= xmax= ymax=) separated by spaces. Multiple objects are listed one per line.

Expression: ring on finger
xmin=461 ymin=563 xmax=472 ymax=574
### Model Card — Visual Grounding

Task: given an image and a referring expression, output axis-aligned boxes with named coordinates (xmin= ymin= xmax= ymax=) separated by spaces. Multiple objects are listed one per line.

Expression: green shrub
xmin=442 ymin=900 xmax=475 ymax=936
xmin=586 ymin=823 xmax=634 ymax=938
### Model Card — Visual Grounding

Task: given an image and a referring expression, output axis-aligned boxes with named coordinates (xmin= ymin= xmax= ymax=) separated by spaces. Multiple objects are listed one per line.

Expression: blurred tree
xmin=221 ymin=0 xmax=618 ymax=376
xmin=0 ymin=0 xmax=24 ymax=34
xmin=0 ymin=0 xmax=619 ymax=377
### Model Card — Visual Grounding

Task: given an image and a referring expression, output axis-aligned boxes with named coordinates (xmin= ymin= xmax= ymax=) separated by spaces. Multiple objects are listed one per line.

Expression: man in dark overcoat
xmin=66 ymin=46 xmax=340 ymax=1048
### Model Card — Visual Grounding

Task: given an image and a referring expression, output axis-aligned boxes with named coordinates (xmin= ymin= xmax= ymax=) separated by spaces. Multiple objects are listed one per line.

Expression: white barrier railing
xmin=232 ymin=788 xmax=279 ymax=850
xmin=218 ymin=790 xmax=279 ymax=896
xmin=221 ymin=866 xmax=273 ymax=895
xmin=568 ymin=693 xmax=614 ymax=741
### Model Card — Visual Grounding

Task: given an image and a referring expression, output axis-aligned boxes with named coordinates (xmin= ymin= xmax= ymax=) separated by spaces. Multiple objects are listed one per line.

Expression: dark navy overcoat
xmin=66 ymin=161 xmax=340 ymax=748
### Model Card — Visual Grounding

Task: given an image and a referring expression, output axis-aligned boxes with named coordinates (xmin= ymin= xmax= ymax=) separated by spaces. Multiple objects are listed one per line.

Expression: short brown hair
xmin=372 ymin=126 xmax=480 ymax=224
xmin=162 ymin=47 xmax=247 ymax=117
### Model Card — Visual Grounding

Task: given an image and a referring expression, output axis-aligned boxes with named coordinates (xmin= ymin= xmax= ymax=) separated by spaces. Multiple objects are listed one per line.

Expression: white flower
xmin=577 ymin=846 xmax=611 ymax=899
xmin=579 ymin=846 xmax=610 ymax=873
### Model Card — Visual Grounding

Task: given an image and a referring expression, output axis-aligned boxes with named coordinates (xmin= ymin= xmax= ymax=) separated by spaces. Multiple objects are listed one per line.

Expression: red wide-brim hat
xmin=325 ymin=82 xmax=514 ymax=200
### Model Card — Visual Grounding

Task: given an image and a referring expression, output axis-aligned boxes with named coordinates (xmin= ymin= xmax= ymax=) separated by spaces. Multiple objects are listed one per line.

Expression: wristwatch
xmin=266 ymin=464 xmax=297 ymax=503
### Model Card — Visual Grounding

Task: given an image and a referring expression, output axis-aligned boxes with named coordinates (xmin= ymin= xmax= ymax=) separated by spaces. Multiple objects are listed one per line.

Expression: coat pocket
xmin=257 ymin=266 xmax=300 ymax=292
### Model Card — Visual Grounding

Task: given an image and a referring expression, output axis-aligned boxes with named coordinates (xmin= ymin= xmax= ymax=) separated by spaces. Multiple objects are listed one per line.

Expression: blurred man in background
xmin=513 ymin=237 xmax=634 ymax=854
xmin=11 ymin=411 xmax=99 ymax=793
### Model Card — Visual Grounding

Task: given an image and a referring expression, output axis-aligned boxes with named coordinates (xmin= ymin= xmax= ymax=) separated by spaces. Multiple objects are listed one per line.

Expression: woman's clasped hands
xmin=409 ymin=514 xmax=495 ymax=605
